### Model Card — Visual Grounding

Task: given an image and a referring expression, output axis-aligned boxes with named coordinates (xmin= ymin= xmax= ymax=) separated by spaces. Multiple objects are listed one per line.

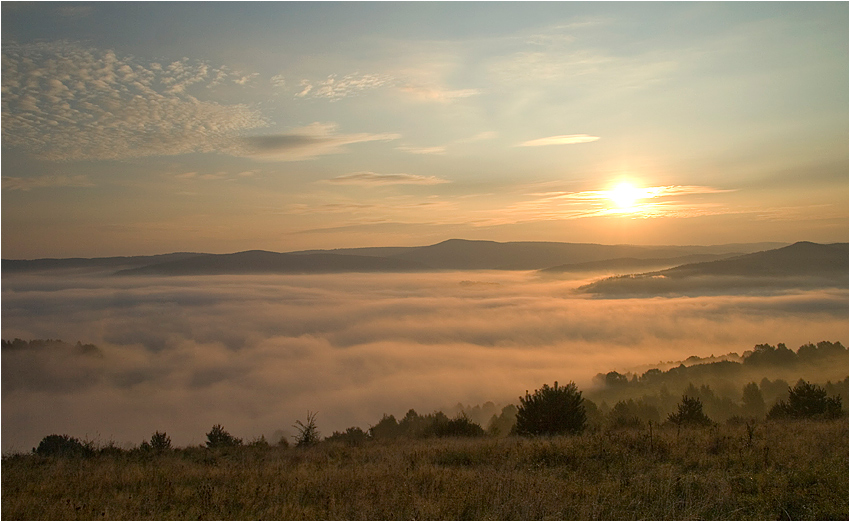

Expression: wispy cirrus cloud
xmin=324 ymin=172 xmax=450 ymax=186
xmin=398 ymin=85 xmax=481 ymax=102
xmin=396 ymin=145 xmax=447 ymax=155
xmin=1 ymin=42 xmax=269 ymax=161
xmin=517 ymin=134 xmax=600 ymax=147
xmin=2 ymin=174 xmax=94 ymax=191
xmin=471 ymin=185 xmax=737 ymax=226
xmin=241 ymin=122 xmax=400 ymax=161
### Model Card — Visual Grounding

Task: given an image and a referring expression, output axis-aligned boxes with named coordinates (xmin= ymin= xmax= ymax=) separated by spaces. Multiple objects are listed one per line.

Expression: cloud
xmin=295 ymin=73 xmax=392 ymax=101
xmin=324 ymin=172 xmax=450 ymax=186
xmin=270 ymin=74 xmax=286 ymax=88
xmin=470 ymin=184 xmax=737 ymax=225
xmin=241 ymin=122 xmax=400 ymax=161
xmin=517 ymin=134 xmax=600 ymax=147
xmin=2 ymin=174 xmax=94 ymax=191
xmin=398 ymin=85 xmax=481 ymax=102
xmin=1 ymin=270 xmax=846 ymax=452
xmin=1 ymin=42 xmax=268 ymax=161
xmin=457 ymin=131 xmax=498 ymax=143
xmin=233 ymin=72 xmax=259 ymax=85
xmin=396 ymin=145 xmax=447 ymax=155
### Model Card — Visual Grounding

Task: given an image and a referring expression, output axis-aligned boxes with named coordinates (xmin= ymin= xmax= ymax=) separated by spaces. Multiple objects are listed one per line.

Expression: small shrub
xmin=205 ymin=424 xmax=242 ymax=448
xmin=667 ymin=396 xmax=713 ymax=427
xmin=150 ymin=431 xmax=172 ymax=452
xmin=513 ymin=381 xmax=586 ymax=436
xmin=248 ymin=435 xmax=270 ymax=448
xmin=34 ymin=434 xmax=92 ymax=457
xmin=293 ymin=411 xmax=321 ymax=447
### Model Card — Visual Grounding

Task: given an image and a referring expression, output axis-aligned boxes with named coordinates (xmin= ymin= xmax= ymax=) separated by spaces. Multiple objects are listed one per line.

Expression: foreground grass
xmin=3 ymin=419 xmax=847 ymax=520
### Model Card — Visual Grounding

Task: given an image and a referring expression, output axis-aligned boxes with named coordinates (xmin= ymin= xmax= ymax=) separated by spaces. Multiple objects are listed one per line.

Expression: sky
xmin=2 ymin=2 xmax=848 ymax=258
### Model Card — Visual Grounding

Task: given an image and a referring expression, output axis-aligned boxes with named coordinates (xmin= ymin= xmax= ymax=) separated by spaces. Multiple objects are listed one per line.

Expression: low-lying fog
xmin=2 ymin=270 xmax=847 ymax=452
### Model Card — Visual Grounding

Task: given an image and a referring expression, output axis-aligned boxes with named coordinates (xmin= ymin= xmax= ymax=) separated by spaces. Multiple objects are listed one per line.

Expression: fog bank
xmin=3 ymin=271 xmax=847 ymax=452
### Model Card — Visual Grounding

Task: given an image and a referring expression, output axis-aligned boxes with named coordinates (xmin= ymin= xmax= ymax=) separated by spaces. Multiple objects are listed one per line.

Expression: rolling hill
xmin=580 ymin=242 xmax=849 ymax=295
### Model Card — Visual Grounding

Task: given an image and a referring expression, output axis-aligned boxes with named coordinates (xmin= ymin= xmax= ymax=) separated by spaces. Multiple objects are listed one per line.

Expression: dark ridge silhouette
xmin=381 ymin=239 xmax=785 ymax=270
xmin=113 ymin=250 xmax=431 ymax=276
xmin=539 ymin=253 xmax=739 ymax=274
xmin=2 ymin=239 xmax=789 ymax=275
xmin=2 ymin=253 xmax=201 ymax=273
xmin=581 ymin=242 xmax=849 ymax=295
xmin=663 ymin=241 xmax=848 ymax=278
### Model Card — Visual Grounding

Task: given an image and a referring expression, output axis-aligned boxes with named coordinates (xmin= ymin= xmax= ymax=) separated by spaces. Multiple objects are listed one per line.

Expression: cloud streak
xmin=2 ymin=174 xmax=94 ymax=191
xmin=325 ymin=172 xmax=450 ymax=186
xmin=518 ymin=134 xmax=600 ymax=147
xmin=241 ymin=123 xmax=400 ymax=161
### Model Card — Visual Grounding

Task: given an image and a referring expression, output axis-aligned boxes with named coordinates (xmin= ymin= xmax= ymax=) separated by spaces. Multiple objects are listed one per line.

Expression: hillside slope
xmin=581 ymin=242 xmax=848 ymax=295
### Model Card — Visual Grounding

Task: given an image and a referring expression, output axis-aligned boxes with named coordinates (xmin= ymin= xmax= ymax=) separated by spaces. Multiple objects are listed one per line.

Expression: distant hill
xmin=113 ymin=250 xmax=429 ymax=276
xmin=3 ymin=238 xmax=790 ymax=276
xmin=293 ymin=239 xmax=786 ymax=271
xmin=662 ymin=241 xmax=848 ymax=278
xmin=580 ymin=242 xmax=849 ymax=295
xmin=1 ymin=253 xmax=201 ymax=273
xmin=539 ymin=253 xmax=739 ymax=274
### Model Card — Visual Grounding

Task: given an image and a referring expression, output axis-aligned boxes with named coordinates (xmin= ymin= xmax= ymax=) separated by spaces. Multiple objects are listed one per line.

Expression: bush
xmin=34 ymin=434 xmax=92 ymax=457
xmin=293 ymin=411 xmax=321 ymax=447
xmin=767 ymin=380 xmax=843 ymax=420
xmin=424 ymin=413 xmax=485 ymax=438
xmin=369 ymin=414 xmax=402 ymax=440
xmin=513 ymin=381 xmax=586 ymax=436
xmin=150 ymin=431 xmax=172 ymax=452
xmin=205 ymin=424 xmax=242 ymax=448
xmin=325 ymin=427 xmax=369 ymax=446
xmin=667 ymin=396 xmax=713 ymax=427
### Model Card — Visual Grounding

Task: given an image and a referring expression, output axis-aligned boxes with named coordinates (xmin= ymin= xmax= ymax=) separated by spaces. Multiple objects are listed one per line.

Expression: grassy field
xmin=2 ymin=418 xmax=847 ymax=520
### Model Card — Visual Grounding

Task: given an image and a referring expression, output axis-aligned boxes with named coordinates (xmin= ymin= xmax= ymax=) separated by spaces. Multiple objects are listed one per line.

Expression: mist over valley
xmin=2 ymin=239 xmax=847 ymax=452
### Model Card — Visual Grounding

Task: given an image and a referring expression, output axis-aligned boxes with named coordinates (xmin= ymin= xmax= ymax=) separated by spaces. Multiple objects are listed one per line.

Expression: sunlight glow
xmin=606 ymin=182 xmax=655 ymax=212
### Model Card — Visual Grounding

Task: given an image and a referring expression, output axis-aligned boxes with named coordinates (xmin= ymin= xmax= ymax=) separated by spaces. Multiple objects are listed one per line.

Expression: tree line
xmin=31 ymin=376 xmax=844 ymax=458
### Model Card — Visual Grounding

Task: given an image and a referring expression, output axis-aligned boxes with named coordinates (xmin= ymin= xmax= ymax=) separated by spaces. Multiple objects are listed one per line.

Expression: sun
xmin=608 ymin=182 xmax=645 ymax=210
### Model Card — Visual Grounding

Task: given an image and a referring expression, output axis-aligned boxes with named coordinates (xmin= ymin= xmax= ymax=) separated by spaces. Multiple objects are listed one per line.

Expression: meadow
xmin=3 ymin=418 xmax=846 ymax=520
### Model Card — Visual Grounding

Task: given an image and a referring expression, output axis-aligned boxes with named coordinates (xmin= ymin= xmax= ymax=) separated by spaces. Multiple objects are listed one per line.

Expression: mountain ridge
xmin=2 ymin=238 xmax=798 ymax=276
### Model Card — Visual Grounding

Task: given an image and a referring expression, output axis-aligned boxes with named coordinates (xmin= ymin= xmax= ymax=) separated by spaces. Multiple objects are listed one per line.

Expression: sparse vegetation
xmin=4 ymin=341 xmax=848 ymax=520
xmin=293 ymin=412 xmax=321 ymax=447
xmin=3 ymin=419 xmax=846 ymax=520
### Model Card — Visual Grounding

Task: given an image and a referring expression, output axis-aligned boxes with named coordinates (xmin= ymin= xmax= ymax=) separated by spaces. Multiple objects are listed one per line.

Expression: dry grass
xmin=3 ymin=419 xmax=847 ymax=520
